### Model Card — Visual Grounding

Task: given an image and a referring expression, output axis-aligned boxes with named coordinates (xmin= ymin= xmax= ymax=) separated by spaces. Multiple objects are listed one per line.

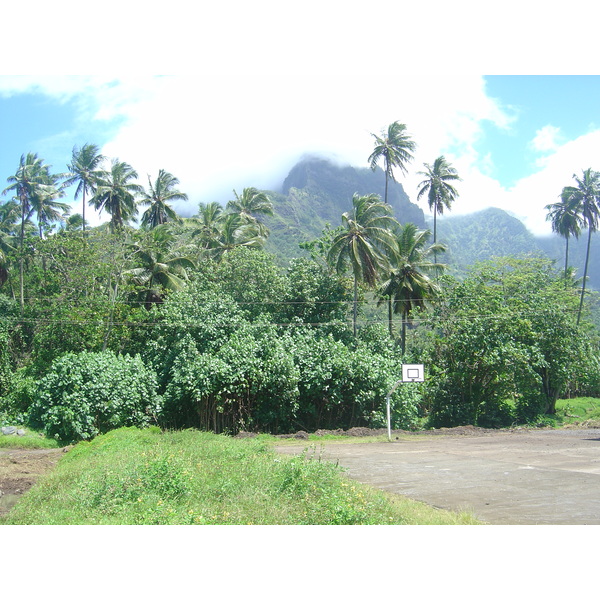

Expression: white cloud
xmin=443 ymin=129 xmax=600 ymax=237
xmin=530 ymin=124 xmax=562 ymax=154
xmin=2 ymin=4 xmax=599 ymax=237
xmin=0 ymin=73 xmax=556 ymax=233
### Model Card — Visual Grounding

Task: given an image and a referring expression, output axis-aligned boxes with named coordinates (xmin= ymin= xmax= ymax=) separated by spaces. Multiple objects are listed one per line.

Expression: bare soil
xmin=0 ymin=447 xmax=66 ymax=516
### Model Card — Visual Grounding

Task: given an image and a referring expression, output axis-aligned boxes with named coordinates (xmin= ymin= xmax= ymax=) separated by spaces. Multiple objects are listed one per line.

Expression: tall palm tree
xmin=545 ymin=191 xmax=584 ymax=287
xmin=191 ymin=201 xmax=225 ymax=251
xmin=2 ymin=153 xmax=57 ymax=310
xmin=139 ymin=169 xmax=188 ymax=229
xmin=227 ymin=187 xmax=273 ymax=236
xmin=416 ymin=156 xmax=461 ymax=253
xmin=377 ymin=223 xmax=446 ymax=353
xmin=327 ymin=193 xmax=398 ymax=336
xmin=0 ymin=202 xmax=17 ymax=290
xmin=208 ymin=212 xmax=266 ymax=262
xmin=0 ymin=199 xmax=21 ymax=236
xmin=559 ymin=168 xmax=600 ymax=325
xmin=65 ymin=144 xmax=105 ymax=237
xmin=28 ymin=170 xmax=70 ymax=238
xmin=123 ymin=226 xmax=195 ymax=308
xmin=91 ymin=159 xmax=143 ymax=232
xmin=368 ymin=121 xmax=416 ymax=204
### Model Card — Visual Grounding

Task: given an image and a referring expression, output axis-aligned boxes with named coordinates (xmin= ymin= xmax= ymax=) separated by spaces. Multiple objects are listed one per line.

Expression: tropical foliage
xmin=368 ymin=121 xmax=416 ymax=204
xmin=0 ymin=131 xmax=599 ymax=444
xmin=416 ymin=155 xmax=461 ymax=249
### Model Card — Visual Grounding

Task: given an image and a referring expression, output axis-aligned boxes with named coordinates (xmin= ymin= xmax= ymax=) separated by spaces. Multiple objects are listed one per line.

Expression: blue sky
xmin=476 ymin=76 xmax=600 ymax=188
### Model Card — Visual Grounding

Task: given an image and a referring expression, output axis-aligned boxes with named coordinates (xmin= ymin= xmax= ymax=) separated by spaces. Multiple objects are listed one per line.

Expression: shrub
xmin=0 ymin=369 xmax=36 ymax=424
xmin=27 ymin=351 xmax=162 ymax=443
xmin=162 ymin=324 xmax=300 ymax=434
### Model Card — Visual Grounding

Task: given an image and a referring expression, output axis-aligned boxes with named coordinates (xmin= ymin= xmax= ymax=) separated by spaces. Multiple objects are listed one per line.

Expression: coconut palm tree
xmin=327 ymin=193 xmax=398 ymax=336
xmin=559 ymin=168 xmax=600 ymax=325
xmin=123 ymin=225 xmax=195 ymax=308
xmin=227 ymin=187 xmax=273 ymax=236
xmin=91 ymin=159 xmax=143 ymax=232
xmin=368 ymin=121 xmax=416 ymax=204
xmin=416 ymin=156 xmax=461 ymax=254
xmin=191 ymin=201 xmax=225 ymax=251
xmin=0 ymin=199 xmax=21 ymax=236
xmin=2 ymin=153 xmax=58 ymax=310
xmin=28 ymin=171 xmax=70 ymax=238
xmin=65 ymin=144 xmax=105 ymax=237
xmin=208 ymin=212 xmax=267 ymax=262
xmin=545 ymin=191 xmax=584 ymax=287
xmin=377 ymin=223 xmax=446 ymax=353
xmin=139 ymin=169 xmax=188 ymax=229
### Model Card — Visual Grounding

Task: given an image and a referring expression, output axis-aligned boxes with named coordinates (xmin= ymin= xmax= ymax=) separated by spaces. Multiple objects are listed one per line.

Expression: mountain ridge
xmin=260 ymin=156 xmax=598 ymax=289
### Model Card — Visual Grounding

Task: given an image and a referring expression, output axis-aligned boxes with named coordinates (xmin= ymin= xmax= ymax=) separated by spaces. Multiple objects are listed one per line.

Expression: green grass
xmin=0 ymin=427 xmax=62 ymax=449
xmin=1 ymin=426 xmax=479 ymax=525
xmin=553 ymin=397 xmax=600 ymax=427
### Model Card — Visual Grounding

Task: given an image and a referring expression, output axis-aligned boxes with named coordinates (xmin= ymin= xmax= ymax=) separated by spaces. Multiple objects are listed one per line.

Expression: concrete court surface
xmin=276 ymin=428 xmax=600 ymax=524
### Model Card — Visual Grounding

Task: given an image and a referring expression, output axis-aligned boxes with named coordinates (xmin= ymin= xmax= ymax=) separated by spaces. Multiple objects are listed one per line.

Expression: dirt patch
xmin=0 ymin=448 xmax=66 ymax=516
xmin=248 ymin=424 xmax=538 ymax=440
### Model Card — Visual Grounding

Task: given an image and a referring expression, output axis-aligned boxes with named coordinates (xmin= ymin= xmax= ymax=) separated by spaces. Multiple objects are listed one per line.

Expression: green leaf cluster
xmin=27 ymin=351 xmax=162 ymax=442
xmin=425 ymin=257 xmax=598 ymax=427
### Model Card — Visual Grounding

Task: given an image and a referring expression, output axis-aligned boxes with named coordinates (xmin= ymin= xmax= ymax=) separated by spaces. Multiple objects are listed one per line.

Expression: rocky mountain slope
xmin=260 ymin=156 xmax=598 ymax=289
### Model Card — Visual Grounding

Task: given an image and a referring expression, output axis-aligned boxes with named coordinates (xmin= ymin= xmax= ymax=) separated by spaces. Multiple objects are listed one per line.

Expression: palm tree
xmin=559 ymin=168 xmax=600 ymax=325
xmin=416 ymin=156 xmax=461 ymax=253
xmin=377 ymin=223 xmax=446 ymax=353
xmin=227 ymin=187 xmax=273 ymax=236
xmin=545 ymin=191 xmax=584 ymax=287
xmin=28 ymin=171 xmax=70 ymax=238
xmin=91 ymin=159 xmax=143 ymax=232
xmin=63 ymin=213 xmax=87 ymax=232
xmin=368 ymin=121 xmax=416 ymax=204
xmin=139 ymin=169 xmax=188 ymax=229
xmin=327 ymin=193 xmax=398 ymax=336
xmin=123 ymin=226 xmax=195 ymax=308
xmin=2 ymin=153 xmax=57 ymax=310
xmin=208 ymin=212 xmax=266 ymax=262
xmin=0 ymin=199 xmax=21 ymax=236
xmin=191 ymin=201 xmax=225 ymax=251
xmin=65 ymin=144 xmax=105 ymax=237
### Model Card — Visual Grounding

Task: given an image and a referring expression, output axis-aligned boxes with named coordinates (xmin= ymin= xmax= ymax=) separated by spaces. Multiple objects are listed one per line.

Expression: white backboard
xmin=402 ymin=364 xmax=424 ymax=382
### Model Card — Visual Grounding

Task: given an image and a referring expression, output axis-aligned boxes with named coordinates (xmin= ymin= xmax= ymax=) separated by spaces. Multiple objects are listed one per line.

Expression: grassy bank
xmin=0 ymin=428 xmax=62 ymax=449
xmin=2 ymin=426 xmax=478 ymax=525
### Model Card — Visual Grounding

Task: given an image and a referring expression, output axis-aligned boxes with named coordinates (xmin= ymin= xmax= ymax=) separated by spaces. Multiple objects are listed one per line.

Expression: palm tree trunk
xmin=577 ymin=225 xmax=593 ymax=326
xmin=353 ymin=277 xmax=358 ymax=337
xmin=82 ymin=187 xmax=86 ymax=239
xmin=19 ymin=205 xmax=25 ymax=314
xmin=384 ymin=172 xmax=389 ymax=204
xmin=388 ymin=297 xmax=393 ymax=338
xmin=433 ymin=208 xmax=438 ymax=265
xmin=401 ymin=316 xmax=407 ymax=356
xmin=564 ymin=235 xmax=569 ymax=289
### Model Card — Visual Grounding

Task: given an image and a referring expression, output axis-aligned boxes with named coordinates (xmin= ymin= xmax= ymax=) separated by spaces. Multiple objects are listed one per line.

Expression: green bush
xmin=290 ymin=330 xmax=418 ymax=431
xmin=162 ymin=324 xmax=300 ymax=434
xmin=0 ymin=368 xmax=36 ymax=424
xmin=27 ymin=350 xmax=162 ymax=443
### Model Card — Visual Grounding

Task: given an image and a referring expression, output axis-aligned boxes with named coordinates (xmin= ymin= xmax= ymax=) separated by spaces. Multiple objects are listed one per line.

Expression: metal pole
xmin=386 ymin=379 xmax=403 ymax=442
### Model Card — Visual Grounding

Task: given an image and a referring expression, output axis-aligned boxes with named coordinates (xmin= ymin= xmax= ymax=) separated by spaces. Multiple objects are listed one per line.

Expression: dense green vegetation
xmin=0 ymin=427 xmax=479 ymax=525
xmin=0 ymin=126 xmax=599 ymax=445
